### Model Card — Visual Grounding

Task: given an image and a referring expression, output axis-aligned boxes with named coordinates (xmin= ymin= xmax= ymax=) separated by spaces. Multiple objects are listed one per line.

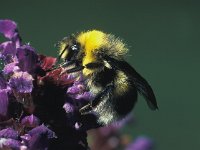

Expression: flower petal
xmin=0 ymin=73 xmax=7 ymax=89
xmin=38 ymin=55 xmax=57 ymax=71
xmin=75 ymin=92 xmax=93 ymax=100
xmin=0 ymin=41 xmax=17 ymax=61
xmin=9 ymin=71 xmax=33 ymax=93
xmin=0 ymin=128 xmax=19 ymax=140
xmin=28 ymin=124 xmax=56 ymax=139
xmin=0 ymin=138 xmax=21 ymax=149
xmin=67 ymin=83 xmax=85 ymax=94
xmin=16 ymin=45 xmax=38 ymax=73
xmin=63 ymin=102 xmax=74 ymax=113
xmin=21 ymin=115 xmax=40 ymax=127
xmin=3 ymin=62 xmax=20 ymax=75
xmin=0 ymin=20 xmax=17 ymax=39
xmin=28 ymin=134 xmax=48 ymax=150
xmin=0 ymin=90 xmax=9 ymax=116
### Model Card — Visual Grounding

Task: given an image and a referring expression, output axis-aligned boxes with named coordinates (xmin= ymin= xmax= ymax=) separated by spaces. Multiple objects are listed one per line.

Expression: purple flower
xmin=75 ymin=92 xmax=93 ymax=100
xmin=125 ymin=136 xmax=154 ymax=150
xmin=0 ymin=20 xmax=17 ymax=39
xmin=67 ymin=80 xmax=94 ymax=100
xmin=28 ymin=125 xmax=56 ymax=139
xmin=3 ymin=61 xmax=20 ymax=75
xmin=0 ymin=89 xmax=9 ymax=116
xmin=20 ymin=134 xmax=31 ymax=142
xmin=27 ymin=125 xmax=56 ymax=150
xmin=28 ymin=134 xmax=49 ymax=150
xmin=9 ymin=71 xmax=33 ymax=93
xmin=0 ymin=73 xmax=10 ymax=118
xmin=0 ymin=73 xmax=7 ymax=89
xmin=67 ymin=82 xmax=85 ymax=94
xmin=0 ymin=138 xmax=21 ymax=149
xmin=111 ymin=114 xmax=135 ymax=129
xmin=16 ymin=45 xmax=38 ymax=73
xmin=0 ymin=20 xmax=21 ymax=63
xmin=75 ymin=122 xmax=82 ymax=130
xmin=0 ymin=19 xmax=92 ymax=150
xmin=0 ymin=41 xmax=17 ymax=61
xmin=0 ymin=19 xmax=157 ymax=150
xmin=0 ymin=128 xmax=19 ymax=140
xmin=0 ymin=126 xmax=56 ymax=150
xmin=63 ymin=102 xmax=75 ymax=113
xmin=21 ymin=115 xmax=40 ymax=127
xmin=0 ymin=128 xmax=21 ymax=150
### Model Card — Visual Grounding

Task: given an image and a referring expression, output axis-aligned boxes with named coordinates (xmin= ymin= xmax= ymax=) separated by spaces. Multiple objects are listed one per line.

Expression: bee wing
xmin=129 ymin=68 xmax=158 ymax=110
xmin=103 ymin=55 xmax=158 ymax=110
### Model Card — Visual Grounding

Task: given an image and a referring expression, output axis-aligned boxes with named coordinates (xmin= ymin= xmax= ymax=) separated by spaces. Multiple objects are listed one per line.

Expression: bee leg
xmin=48 ymin=60 xmax=77 ymax=72
xmin=79 ymin=84 xmax=113 ymax=115
xmin=78 ymin=113 xmax=101 ymax=131
xmin=79 ymin=103 xmax=93 ymax=115
xmin=61 ymin=60 xmax=76 ymax=68
xmin=60 ymin=65 xmax=84 ymax=75
xmin=85 ymin=62 xmax=103 ymax=69
xmin=66 ymin=65 xmax=84 ymax=73
xmin=91 ymin=84 xmax=113 ymax=107
xmin=101 ymin=55 xmax=121 ymax=70
xmin=60 ymin=62 xmax=103 ymax=75
xmin=62 ymin=61 xmax=103 ymax=75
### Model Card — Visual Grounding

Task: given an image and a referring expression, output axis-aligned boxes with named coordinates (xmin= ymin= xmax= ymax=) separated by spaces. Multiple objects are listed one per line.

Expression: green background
xmin=1 ymin=0 xmax=199 ymax=149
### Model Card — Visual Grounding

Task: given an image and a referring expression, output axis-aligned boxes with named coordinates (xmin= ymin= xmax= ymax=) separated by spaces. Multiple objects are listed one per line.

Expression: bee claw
xmin=79 ymin=103 xmax=93 ymax=115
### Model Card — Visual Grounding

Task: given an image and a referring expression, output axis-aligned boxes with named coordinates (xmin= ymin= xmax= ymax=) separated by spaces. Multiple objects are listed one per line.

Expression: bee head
xmin=58 ymin=35 xmax=80 ymax=62
xmin=76 ymin=30 xmax=107 ymax=75
xmin=58 ymin=30 xmax=128 ymax=76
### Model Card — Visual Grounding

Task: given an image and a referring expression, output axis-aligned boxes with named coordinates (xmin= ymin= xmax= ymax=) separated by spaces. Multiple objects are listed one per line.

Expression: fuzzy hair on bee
xmin=57 ymin=30 xmax=158 ymax=126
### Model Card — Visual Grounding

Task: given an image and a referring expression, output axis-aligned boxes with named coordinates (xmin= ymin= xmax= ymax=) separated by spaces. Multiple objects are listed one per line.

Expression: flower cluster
xmin=0 ymin=19 xmax=94 ymax=150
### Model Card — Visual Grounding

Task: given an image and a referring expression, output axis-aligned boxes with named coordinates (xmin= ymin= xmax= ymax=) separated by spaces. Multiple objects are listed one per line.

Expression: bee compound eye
xmin=71 ymin=44 xmax=78 ymax=51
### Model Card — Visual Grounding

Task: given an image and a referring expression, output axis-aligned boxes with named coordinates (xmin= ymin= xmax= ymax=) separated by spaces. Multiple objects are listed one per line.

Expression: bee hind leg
xmin=79 ymin=84 xmax=113 ymax=115
xmin=79 ymin=103 xmax=93 ymax=115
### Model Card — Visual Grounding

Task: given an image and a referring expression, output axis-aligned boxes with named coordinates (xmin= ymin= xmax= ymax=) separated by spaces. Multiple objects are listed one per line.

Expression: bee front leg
xmin=85 ymin=62 xmax=103 ymax=69
xmin=49 ymin=60 xmax=77 ymax=72
xmin=59 ymin=60 xmax=84 ymax=75
xmin=61 ymin=61 xmax=103 ymax=75
xmin=65 ymin=65 xmax=85 ymax=73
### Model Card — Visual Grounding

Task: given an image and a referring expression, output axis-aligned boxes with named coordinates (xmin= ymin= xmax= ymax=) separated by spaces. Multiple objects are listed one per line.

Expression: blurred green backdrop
xmin=1 ymin=0 xmax=200 ymax=149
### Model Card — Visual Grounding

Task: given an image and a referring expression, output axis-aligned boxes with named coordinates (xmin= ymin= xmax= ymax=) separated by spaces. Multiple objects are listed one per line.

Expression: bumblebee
xmin=58 ymin=30 xmax=158 ymax=125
